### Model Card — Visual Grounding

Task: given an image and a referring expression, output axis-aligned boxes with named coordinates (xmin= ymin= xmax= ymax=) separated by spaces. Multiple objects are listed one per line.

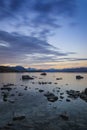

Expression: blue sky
xmin=0 ymin=0 xmax=87 ymax=69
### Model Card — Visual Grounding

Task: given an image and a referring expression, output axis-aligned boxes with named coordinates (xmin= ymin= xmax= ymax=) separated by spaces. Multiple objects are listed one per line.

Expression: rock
xmin=10 ymin=94 xmax=15 ymax=96
xmin=54 ymin=82 xmax=58 ymax=84
xmin=60 ymin=93 xmax=64 ymax=95
xmin=48 ymin=82 xmax=52 ymax=84
xmin=22 ymin=75 xmax=34 ymax=80
xmin=80 ymin=91 xmax=87 ymax=102
xmin=2 ymin=92 xmax=8 ymax=102
xmin=7 ymin=123 xmax=14 ymax=126
xmin=18 ymin=93 xmax=23 ymax=96
xmin=56 ymin=78 xmax=62 ymax=80
xmin=3 ymin=83 xmax=14 ymax=87
xmin=9 ymin=100 xmax=15 ymax=103
xmin=44 ymin=92 xmax=54 ymax=97
xmin=13 ymin=115 xmax=25 ymax=121
xmin=66 ymin=90 xmax=80 ymax=99
xmin=60 ymin=113 xmax=69 ymax=120
xmin=24 ymin=86 xmax=27 ymax=90
xmin=39 ymin=89 xmax=44 ymax=93
xmin=76 ymin=75 xmax=84 ymax=79
xmin=66 ymin=99 xmax=70 ymax=102
xmin=60 ymin=96 xmax=64 ymax=99
xmin=47 ymin=96 xmax=58 ymax=102
xmin=1 ymin=87 xmax=12 ymax=91
xmin=44 ymin=92 xmax=58 ymax=102
xmin=84 ymin=88 xmax=87 ymax=95
xmin=40 ymin=72 xmax=47 ymax=76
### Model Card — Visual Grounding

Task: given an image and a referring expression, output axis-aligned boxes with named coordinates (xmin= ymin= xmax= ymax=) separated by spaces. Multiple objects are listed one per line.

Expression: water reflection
xmin=0 ymin=73 xmax=87 ymax=129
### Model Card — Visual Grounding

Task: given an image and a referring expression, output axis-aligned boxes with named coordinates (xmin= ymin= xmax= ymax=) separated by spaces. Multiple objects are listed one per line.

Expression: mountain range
xmin=0 ymin=66 xmax=87 ymax=73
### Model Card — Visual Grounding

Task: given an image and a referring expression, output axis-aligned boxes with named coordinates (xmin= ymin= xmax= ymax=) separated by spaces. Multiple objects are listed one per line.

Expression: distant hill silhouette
xmin=43 ymin=67 xmax=87 ymax=73
xmin=0 ymin=66 xmax=87 ymax=73
xmin=0 ymin=66 xmax=18 ymax=72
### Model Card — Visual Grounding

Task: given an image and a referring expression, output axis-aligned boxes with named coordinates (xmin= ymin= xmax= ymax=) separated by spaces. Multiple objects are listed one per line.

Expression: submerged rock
xmin=13 ymin=115 xmax=25 ymax=121
xmin=60 ymin=112 xmax=69 ymax=121
xmin=76 ymin=75 xmax=84 ymax=79
xmin=22 ymin=75 xmax=34 ymax=80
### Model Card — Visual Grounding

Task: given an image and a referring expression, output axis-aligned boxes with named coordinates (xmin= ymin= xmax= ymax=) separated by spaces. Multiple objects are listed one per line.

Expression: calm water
xmin=0 ymin=73 xmax=87 ymax=130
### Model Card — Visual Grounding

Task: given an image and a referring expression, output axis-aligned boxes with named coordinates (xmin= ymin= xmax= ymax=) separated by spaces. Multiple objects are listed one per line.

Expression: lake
xmin=0 ymin=73 xmax=87 ymax=130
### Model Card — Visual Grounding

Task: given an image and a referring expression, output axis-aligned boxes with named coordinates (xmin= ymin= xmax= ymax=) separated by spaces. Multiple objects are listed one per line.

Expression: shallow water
xmin=0 ymin=73 xmax=87 ymax=130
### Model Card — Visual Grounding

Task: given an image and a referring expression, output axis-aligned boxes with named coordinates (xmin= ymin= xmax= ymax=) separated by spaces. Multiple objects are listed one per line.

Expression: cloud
xmin=0 ymin=0 xmax=76 ymax=38
xmin=0 ymin=30 xmax=75 ymax=64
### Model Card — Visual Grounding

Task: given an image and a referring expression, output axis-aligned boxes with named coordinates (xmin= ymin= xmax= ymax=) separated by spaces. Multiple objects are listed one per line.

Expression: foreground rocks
xmin=66 ymin=88 xmax=87 ymax=102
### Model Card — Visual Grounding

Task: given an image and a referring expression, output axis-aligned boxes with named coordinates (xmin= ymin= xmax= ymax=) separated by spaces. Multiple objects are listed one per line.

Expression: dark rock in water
xmin=3 ymin=83 xmax=14 ymax=87
xmin=10 ymin=94 xmax=15 ymax=97
xmin=66 ymin=90 xmax=80 ymax=99
xmin=44 ymin=92 xmax=54 ymax=97
xmin=9 ymin=100 xmax=15 ymax=103
xmin=76 ymin=75 xmax=84 ymax=79
xmin=44 ymin=92 xmax=58 ymax=102
xmin=60 ymin=93 xmax=64 ymax=95
xmin=13 ymin=115 xmax=25 ymax=121
xmin=39 ymin=89 xmax=44 ymax=93
xmin=22 ymin=75 xmax=34 ymax=80
xmin=18 ymin=93 xmax=23 ymax=96
xmin=56 ymin=78 xmax=62 ymax=80
xmin=47 ymin=96 xmax=58 ymax=102
xmin=40 ymin=72 xmax=47 ymax=76
xmin=66 ymin=99 xmax=70 ymax=102
xmin=2 ymin=92 xmax=8 ymax=102
xmin=80 ymin=90 xmax=87 ymax=102
xmin=60 ymin=96 xmax=64 ymax=99
xmin=60 ymin=113 xmax=69 ymax=121
xmin=54 ymin=82 xmax=58 ymax=84
xmin=7 ymin=123 xmax=14 ymax=126
xmin=24 ymin=86 xmax=28 ymax=90
xmin=84 ymin=88 xmax=87 ymax=95
xmin=1 ymin=87 xmax=12 ymax=91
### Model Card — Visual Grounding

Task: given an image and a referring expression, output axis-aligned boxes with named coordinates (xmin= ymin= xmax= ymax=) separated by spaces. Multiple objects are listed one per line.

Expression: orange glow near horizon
xmin=1 ymin=61 xmax=87 ymax=69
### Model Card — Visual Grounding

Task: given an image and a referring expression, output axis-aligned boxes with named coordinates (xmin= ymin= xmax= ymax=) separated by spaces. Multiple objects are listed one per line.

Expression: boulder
xmin=44 ymin=92 xmax=58 ymax=102
xmin=22 ymin=75 xmax=34 ymax=80
xmin=39 ymin=89 xmax=44 ymax=93
xmin=56 ymin=78 xmax=62 ymax=80
xmin=84 ymin=88 xmax=87 ymax=95
xmin=76 ymin=75 xmax=84 ymax=79
xmin=40 ymin=72 xmax=47 ymax=76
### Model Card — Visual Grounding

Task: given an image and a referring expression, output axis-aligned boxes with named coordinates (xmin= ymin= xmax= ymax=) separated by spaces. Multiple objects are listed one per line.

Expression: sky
xmin=0 ymin=0 xmax=87 ymax=69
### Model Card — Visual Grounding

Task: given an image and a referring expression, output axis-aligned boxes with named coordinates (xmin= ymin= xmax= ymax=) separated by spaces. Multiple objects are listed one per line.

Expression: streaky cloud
xmin=0 ymin=30 xmax=75 ymax=64
xmin=0 ymin=0 xmax=76 ymax=38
